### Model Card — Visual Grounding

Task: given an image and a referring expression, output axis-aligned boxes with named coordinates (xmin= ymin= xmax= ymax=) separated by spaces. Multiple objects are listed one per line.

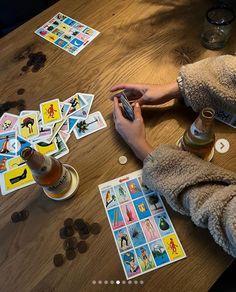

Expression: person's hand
xmin=113 ymin=97 xmax=154 ymax=161
xmin=110 ymin=82 xmax=181 ymax=106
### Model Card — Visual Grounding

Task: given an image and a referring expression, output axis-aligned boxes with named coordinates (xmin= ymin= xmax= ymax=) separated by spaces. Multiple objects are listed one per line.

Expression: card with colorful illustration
xmin=51 ymin=133 xmax=69 ymax=159
xmin=73 ymin=111 xmax=107 ymax=139
xmin=215 ymin=110 xmax=236 ymax=128
xmin=15 ymin=136 xmax=33 ymax=156
xmin=0 ymin=154 xmax=13 ymax=173
xmin=34 ymin=139 xmax=58 ymax=156
xmin=61 ymin=102 xmax=71 ymax=117
xmin=0 ymin=164 xmax=35 ymax=195
xmin=18 ymin=113 xmax=39 ymax=140
xmin=70 ymin=93 xmax=94 ymax=120
xmin=0 ymin=113 xmax=18 ymax=134
xmin=68 ymin=117 xmax=79 ymax=134
xmin=6 ymin=156 xmax=25 ymax=170
xmin=40 ymin=99 xmax=63 ymax=127
xmin=64 ymin=93 xmax=87 ymax=117
xmin=98 ymin=169 xmax=186 ymax=279
xmin=0 ymin=132 xmax=16 ymax=156
xmin=59 ymin=131 xmax=70 ymax=143
xmin=35 ymin=12 xmax=100 ymax=56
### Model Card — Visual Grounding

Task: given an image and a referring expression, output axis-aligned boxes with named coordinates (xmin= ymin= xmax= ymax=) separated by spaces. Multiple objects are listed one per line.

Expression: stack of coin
xmin=11 ymin=209 xmax=29 ymax=223
xmin=53 ymin=217 xmax=101 ymax=267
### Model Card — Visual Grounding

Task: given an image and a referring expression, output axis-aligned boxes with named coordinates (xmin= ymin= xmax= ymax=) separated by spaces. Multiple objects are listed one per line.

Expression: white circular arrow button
xmin=215 ymin=138 xmax=230 ymax=154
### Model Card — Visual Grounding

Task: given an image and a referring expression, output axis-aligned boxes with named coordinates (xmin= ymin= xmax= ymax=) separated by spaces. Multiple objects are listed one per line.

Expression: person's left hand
xmin=113 ymin=97 xmax=154 ymax=161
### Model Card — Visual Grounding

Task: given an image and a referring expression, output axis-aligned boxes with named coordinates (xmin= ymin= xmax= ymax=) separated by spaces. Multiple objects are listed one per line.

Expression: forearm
xmin=177 ymin=55 xmax=236 ymax=113
xmin=142 ymin=145 xmax=236 ymax=257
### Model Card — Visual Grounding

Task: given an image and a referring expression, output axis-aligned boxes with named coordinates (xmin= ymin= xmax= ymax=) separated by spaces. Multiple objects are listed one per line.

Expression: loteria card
xmin=59 ymin=131 xmax=70 ymax=143
xmin=64 ymin=93 xmax=87 ymax=117
xmin=32 ymin=117 xmax=53 ymax=143
xmin=40 ymin=99 xmax=63 ymax=127
xmin=46 ymin=118 xmax=66 ymax=143
xmin=15 ymin=136 xmax=32 ymax=156
xmin=215 ymin=110 xmax=236 ymax=128
xmin=18 ymin=113 xmax=39 ymax=140
xmin=0 ymin=113 xmax=18 ymax=134
xmin=68 ymin=117 xmax=78 ymax=134
xmin=98 ymin=169 xmax=186 ymax=279
xmin=0 ymin=164 xmax=35 ymax=195
xmin=0 ymin=132 xmax=16 ymax=156
xmin=73 ymin=111 xmax=107 ymax=140
xmin=61 ymin=102 xmax=71 ymax=117
xmin=34 ymin=139 xmax=58 ymax=156
xmin=51 ymin=133 xmax=69 ymax=159
xmin=0 ymin=154 xmax=13 ymax=173
xmin=35 ymin=12 xmax=100 ymax=56
xmin=6 ymin=156 xmax=25 ymax=170
xmin=70 ymin=93 xmax=94 ymax=120
xmin=60 ymin=119 xmax=69 ymax=133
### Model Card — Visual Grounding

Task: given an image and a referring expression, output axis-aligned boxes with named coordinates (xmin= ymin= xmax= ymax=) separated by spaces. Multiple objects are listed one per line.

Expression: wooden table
xmin=0 ymin=0 xmax=235 ymax=291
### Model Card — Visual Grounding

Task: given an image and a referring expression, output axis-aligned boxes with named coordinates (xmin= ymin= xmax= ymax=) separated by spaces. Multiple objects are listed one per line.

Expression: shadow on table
xmin=111 ymin=0 xmax=236 ymax=65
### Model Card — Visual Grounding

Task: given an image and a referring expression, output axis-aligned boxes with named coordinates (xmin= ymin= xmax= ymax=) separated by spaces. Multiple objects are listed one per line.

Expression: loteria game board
xmin=35 ymin=12 xmax=100 ymax=56
xmin=99 ymin=170 xmax=186 ymax=279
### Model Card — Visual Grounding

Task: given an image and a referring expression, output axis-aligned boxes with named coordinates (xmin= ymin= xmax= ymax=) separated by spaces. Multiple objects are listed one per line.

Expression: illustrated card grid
xmin=35 ymin=12 xmax=100 ymax=56
xmin=98 ymin=169 xmax=186 ymax=279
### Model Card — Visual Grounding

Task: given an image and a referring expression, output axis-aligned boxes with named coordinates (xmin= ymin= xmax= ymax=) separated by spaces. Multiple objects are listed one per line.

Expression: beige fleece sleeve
xmin=177 ymin=55 xmax=236 ymax=113
xmin=142 ymin=145 xmax=236 ymax=257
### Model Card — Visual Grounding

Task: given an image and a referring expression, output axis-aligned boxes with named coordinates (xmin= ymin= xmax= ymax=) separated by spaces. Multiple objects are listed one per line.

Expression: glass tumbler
xmin=201 ymin=6 xmax=235 ymax=50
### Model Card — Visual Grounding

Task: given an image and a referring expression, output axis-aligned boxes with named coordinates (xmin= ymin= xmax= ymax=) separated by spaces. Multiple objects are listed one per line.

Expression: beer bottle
xmin=181 ymin=108 xmax=215 ymax=160
xmin=21 ymin=147 xmax=72 ymax=198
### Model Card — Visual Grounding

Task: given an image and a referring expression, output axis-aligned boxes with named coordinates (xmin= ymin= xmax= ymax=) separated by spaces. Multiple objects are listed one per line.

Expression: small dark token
xmin=66 ymin=249 xmax=76 ymax=260
xmin=64 ymin=218 xmax=74 ymax=227
xmin=59 ymin=228 xmax=67 ymax=239
xmin=74 ymin=218 xmax=85 ymax=230
xmin=53 ymin=254 xmax=64 ymax=267
xmin=79 ymin=232 xmax=90 ymax=240
xmin=90 ymin=223 xmax=101 ymax=235
xmin=31 ymin=66 xmax=40 ymax=73
xmin=64 ymin=226 xmax=74 ymax=237
xmin=63 ymin=237 xmax=78 ymax=250
xmin=77 ymin=241 xmax=88 ymax=254
xmin=20 ymin=209 xmax=29 ymax=220
xmin=17 ymin=88 xmax=25 ymax=95
xmin=27 ymin=59 xmax=33 ymax=66
xmin=11 ymin=212 xmax=21 ymax=223
xmin=21 ymin=66 xmax=29 ymax=72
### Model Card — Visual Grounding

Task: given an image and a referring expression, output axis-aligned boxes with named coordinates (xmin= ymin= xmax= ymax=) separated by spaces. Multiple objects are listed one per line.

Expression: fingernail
xmin=135 ymin=102 xmax=139 ymax=107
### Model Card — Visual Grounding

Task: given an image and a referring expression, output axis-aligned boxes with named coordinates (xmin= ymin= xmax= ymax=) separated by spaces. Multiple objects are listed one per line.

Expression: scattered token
xmin=64 ymin=218 xmax=74 ymax=227
xmin=20 ymin=209 xmax=29 ymax=220
xmin=17 ymin=88 xmax=25 ymax=95
xmin=53 ymin=254 xmax=64 ymax=267
xmin=11 ymin=212 xmax=21 ymax=223
xmin=59 ymin=228 xmax=67 ymax=239
xmin=77 ymin=241 xmax=88 ymax=253
xmin=118 ymin=156 xmax=127 ymax=165
xmin=66 ymin=249 xmax=76 ymax=260
xmin=64 ymin=226 xmax=74 ymax=238
xmin=63 ymin=237 xmax=78 ymax=250
xmin=90 ymin=223 xmax=101 ymax=235
xmin=79 ymin=232 xmax=90 ymax=240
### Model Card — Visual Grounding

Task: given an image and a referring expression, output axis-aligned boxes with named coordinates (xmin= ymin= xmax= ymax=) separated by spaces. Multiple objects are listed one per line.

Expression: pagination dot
xmin=116 ymin=280 xmax=120 ymax=284
xmin=92 ymin=280 xmax=96 ymax=285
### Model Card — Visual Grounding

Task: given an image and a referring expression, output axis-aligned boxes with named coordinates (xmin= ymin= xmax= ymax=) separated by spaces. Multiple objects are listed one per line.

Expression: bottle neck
xmin=21 ymin=147 xmax=51 ymax=173
xmin=191 ymin=108 xmax=215 ymax=136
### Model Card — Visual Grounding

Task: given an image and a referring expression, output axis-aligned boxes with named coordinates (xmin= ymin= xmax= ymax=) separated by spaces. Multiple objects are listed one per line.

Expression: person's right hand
xmin=110 ymin=82 xmax=181 ymax=106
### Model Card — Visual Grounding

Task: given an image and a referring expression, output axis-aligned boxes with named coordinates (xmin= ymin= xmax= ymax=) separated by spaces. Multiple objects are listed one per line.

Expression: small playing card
xmin=68 ymin=117 xmax=79 ymax=134
xmin=6 ymin=156 xmax=25 ymax=170
xmin=70 ymin=93 xmax=94 ymax=119
xmin=34 ymin=139 xmax=58 ymax=156
xmin=46 ymin=118 xmax=66 ymax=143
xmin=0 ymin=113 xmax=18 ymax=134
xmin=120 ymin=92 xmax=134 ymax=121
xmin=215 ymin=110 xmax=236 ymax=128
xmin=64 ymin=93 xmax=87 ymax=117
xmin=15 ymin=136 xmax=32 ymax=156
xmin=0 ymin=154 xmax=13 ymax=173
xmin=60 ymin=102 xmax=71 ymax=117
xmin=51 ymin=133 xmax=69 ymax=159
xmin=59 ymin=131 xmax=70 ymax=143
xmin=73 ymin=111 xmax=107 ymax=139
xmin=0 ymin=164 xmax=35 ymax=195
xmin=18 ymin=113 xmax=40 ymax=140
xmin=0 ymin=132 xmax=16 ymax=156
xmin=40 ymin=98 xmax=63 ymax=127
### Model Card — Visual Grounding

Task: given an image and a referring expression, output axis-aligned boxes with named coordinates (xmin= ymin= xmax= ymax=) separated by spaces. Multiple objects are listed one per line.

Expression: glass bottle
xmin=181 ymin=108 xmax=215 ymax=160
xmin=21 ymin=147 xmax=72 ymax=197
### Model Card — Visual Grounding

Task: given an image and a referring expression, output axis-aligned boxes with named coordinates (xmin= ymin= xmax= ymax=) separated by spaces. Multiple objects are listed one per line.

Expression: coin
xmin=118 ymin=156 xmax=128 ymax=165
xmin=53 ymin=254 xmax=64 ymax=267
xmin=64 ymin=218 xmax=74 ymax=227
xmin=63 ymin=237 xmax=78 ymax=250
xmin=64 ymin=226 xmax=74 ymax=238
xmin=59 ymin=228 xmax=67 ymax=239
xmin=66 ymin=249 xmax=76 ymax=260
xmin=74 ymin=218 xmax=85 ymax=230
xmin=77 ymin=241 xmax=88 ymax=253
xmin=17 ymin=88 xmax=25 ymax=95
xmin=20 ymin=209 xmax=29 ymax=220
xmin=11 ymin=212 xmax=21 ymax=223
xmin=90 ymin=223 xmax=101 ymax=235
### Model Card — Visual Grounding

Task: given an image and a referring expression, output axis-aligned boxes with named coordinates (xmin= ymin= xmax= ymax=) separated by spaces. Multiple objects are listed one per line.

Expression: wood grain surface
xmin=0 ymin=0 xmax=235 ymax=291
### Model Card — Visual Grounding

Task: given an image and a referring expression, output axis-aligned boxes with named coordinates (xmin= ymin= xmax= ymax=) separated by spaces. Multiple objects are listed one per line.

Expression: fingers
xmin=133 ymin=102 xmax=143 ymax=121
xmin=110 ymin=83 xmax=144 ymax=92
xmin=113 ymin=97 xmax=124 ymax=121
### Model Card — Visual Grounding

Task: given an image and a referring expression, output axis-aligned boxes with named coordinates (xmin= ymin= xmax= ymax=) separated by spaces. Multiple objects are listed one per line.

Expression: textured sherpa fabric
xmin=143 ymin=145 xmax=236 ymax=257
xmin=177 ymin=55 xmax=236 ymax=113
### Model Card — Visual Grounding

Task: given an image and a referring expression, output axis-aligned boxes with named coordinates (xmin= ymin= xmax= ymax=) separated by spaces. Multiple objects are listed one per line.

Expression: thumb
xmin=133 ymin=102 xmax=143 ymax=120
